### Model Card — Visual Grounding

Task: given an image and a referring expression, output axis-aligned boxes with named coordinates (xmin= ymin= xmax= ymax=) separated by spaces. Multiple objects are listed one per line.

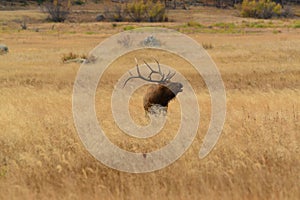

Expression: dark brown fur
xmin=143 ymin=82 xmax=183 ymax=112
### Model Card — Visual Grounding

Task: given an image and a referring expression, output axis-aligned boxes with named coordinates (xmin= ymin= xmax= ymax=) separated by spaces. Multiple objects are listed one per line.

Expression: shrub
xmin=0 ymin=44 xmax=9 ymax=55
xmin=202 ymin=43 xmax=213 ymax=50
xmin=280 ymin=6 xmax=294 ymax=18
xmin=126 ymin=0 xmax=147 ymax=22
xmin=104 ymin=4 xmax=127 ymax=22
xmin=43 ymin=0 xmax=70 ymax=22
xmin=73 ymin=0 xmax=85 ymax=5
xmin=141 ymin=35 xmax=161 ymax=46
xmin=240 ymin=0 xmax=282 ymax=19
xmin=103 ymin=0 xmax=167 ymax=22
xmin=37 ymin=0 xmax=46 ymax=5
xmin=146 ymin=1 xmax=167 ymax=22
xmin=126 ymin=0 xmax=167 ymax=22
xmin=20 ymin=19 xmax=27 ymax=30
xmin=62 ymin=52 xmax=87 ymax=63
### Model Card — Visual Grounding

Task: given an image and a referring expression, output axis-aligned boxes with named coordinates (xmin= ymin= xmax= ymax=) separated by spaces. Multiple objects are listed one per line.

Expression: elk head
xmin=123 ymin=58 xmax=183 ymax=114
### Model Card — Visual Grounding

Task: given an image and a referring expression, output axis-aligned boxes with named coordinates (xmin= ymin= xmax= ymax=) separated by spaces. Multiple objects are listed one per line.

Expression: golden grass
xmin=0 ymin=10 xmax=46 ymax=22
xmin=0 ymin=9 xmax=299 ymax=199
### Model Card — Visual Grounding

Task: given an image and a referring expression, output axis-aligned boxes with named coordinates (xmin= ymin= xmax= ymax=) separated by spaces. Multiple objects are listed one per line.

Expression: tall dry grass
xmin=0 ymin=21 xmax=299 ymax=199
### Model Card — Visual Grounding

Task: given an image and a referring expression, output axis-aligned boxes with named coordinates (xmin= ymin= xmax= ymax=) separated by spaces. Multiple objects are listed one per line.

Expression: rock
xmin=96 ymin=14 xmax=105 ymax=22
xmin=0 ymin=44 xmax=8 ymax=54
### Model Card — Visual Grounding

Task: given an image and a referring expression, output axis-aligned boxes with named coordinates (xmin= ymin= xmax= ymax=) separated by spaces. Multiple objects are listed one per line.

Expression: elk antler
xmin=123 ymin=58 xmax=176 ymax=87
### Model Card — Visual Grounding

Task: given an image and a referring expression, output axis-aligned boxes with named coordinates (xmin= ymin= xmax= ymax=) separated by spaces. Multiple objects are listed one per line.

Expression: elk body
xmin=124 ymin=59 xmax=183 ymax=114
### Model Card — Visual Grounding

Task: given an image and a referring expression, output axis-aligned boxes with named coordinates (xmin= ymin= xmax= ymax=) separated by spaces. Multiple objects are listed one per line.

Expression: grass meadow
xmin=0 ymin=5 xmax=299 ymax=200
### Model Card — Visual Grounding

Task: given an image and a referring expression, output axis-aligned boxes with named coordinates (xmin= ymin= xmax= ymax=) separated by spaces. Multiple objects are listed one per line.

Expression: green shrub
xmin=240 ymin=0 xmax=282 ymax=19
xmin=147 ymin=1 xmax=167 ymax=22
xmin=126 ymin=0 xmax=167 ymax=22
xmin=73 ymin=0 xmax=85 ymax=5
xmin=127 ymin=0 xmax=148 ymax=22
xmin=37 ymin=0 xmax=46 ymax=5
xmin=103 ymin=0 xmax=167 ymax=22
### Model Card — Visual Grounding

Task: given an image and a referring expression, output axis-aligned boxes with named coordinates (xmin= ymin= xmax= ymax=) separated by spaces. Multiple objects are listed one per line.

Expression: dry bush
xmin=202 ymin=42 xmax=213 ymax=49
xmin=43 ymin=0 xmax=71 ymax=22
xmin=61 ymin=52 xmax=87 ymax=63
xmin=280 ymin=5 xmax=294 ymax=18
xmin=104 ymin=4 xmax=127 ymax=22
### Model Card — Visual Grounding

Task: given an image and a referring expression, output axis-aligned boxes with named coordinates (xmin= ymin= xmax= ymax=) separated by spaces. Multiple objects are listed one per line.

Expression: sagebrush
xmin=240 ymin=0 xmax=282 ymax=19
xmin=104 ymin=0 xmax=167 ymax=22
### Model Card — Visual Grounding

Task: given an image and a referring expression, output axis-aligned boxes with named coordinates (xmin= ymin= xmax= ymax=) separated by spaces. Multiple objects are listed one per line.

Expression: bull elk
xmin=123 ymin=58 xmax=183 ymax=114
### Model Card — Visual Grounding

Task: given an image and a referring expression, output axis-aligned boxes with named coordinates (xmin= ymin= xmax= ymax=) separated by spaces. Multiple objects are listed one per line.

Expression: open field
xmin=0 ymin=5 xmax=300 ymax=200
